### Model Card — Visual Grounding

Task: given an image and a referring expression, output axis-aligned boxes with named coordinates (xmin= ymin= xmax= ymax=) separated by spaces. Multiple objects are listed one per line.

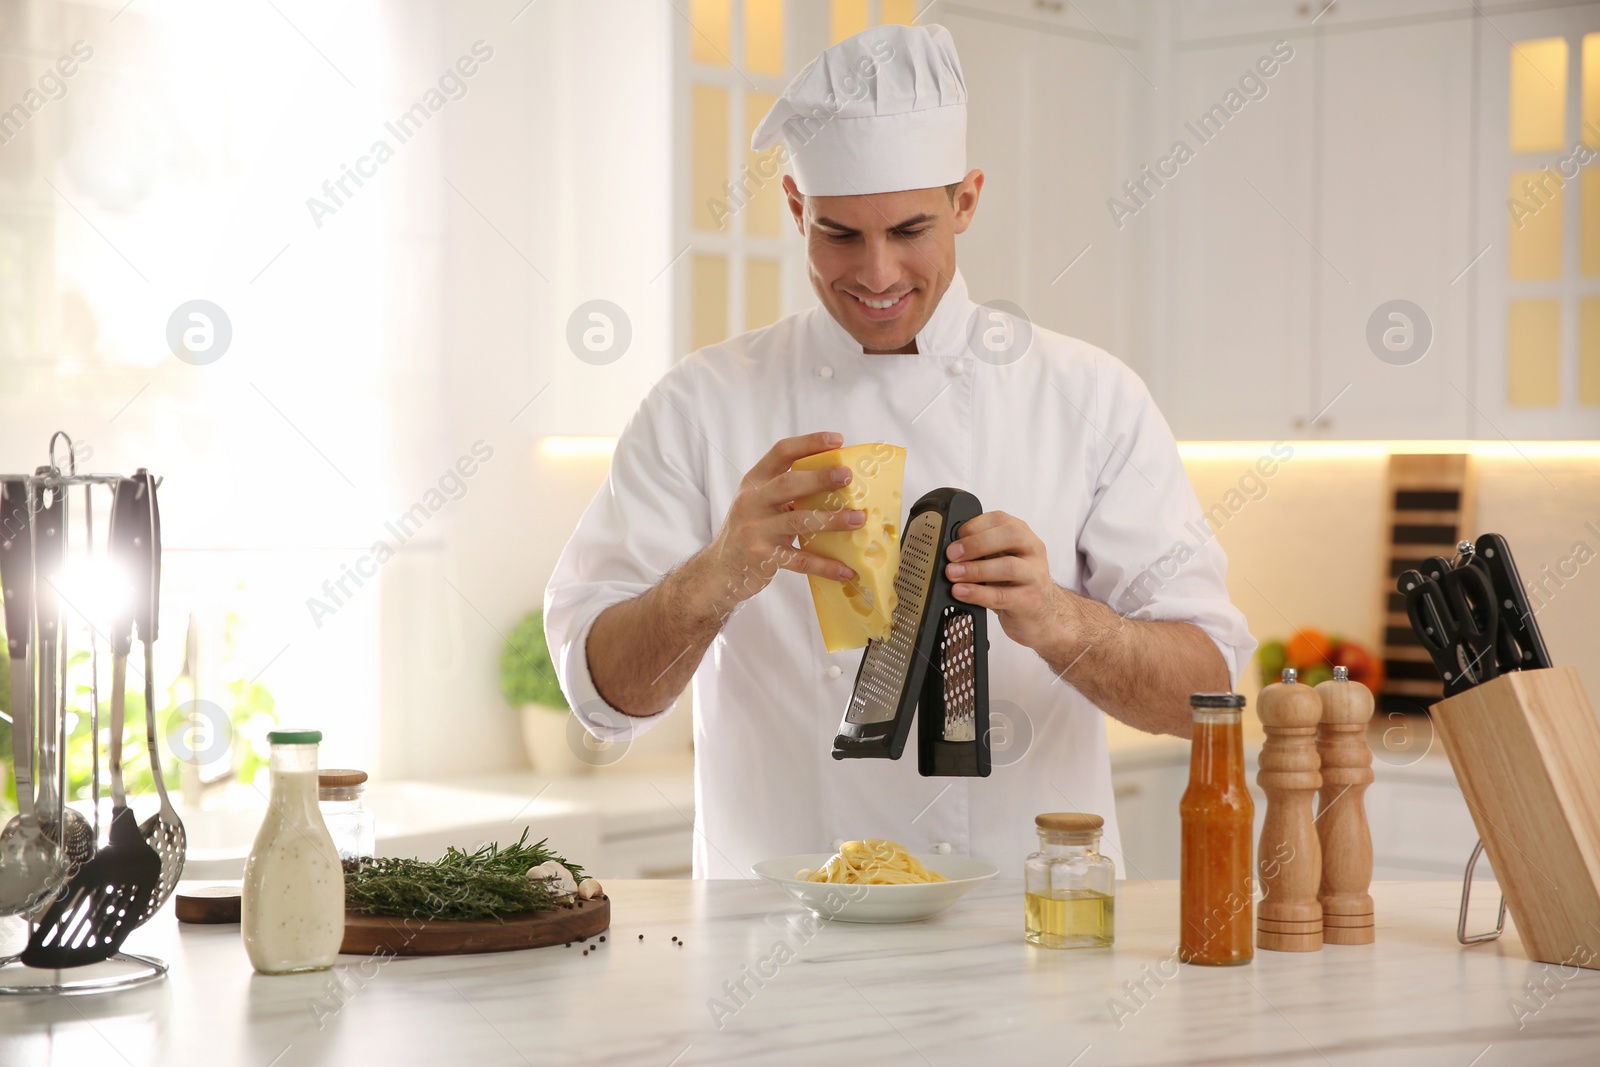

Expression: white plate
xmin=751 ymin=852 xmax=999 ymax=924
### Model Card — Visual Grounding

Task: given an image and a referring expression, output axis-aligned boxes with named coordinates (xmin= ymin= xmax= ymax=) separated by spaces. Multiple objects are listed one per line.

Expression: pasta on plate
xmin=795 ymin=839 xmax=949 ymax=885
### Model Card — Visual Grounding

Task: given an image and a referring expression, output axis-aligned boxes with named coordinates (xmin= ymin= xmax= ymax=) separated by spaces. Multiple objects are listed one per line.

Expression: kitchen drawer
xmin=597 ymin=828 xmax=694 ymax=880
xmin=1113 ymin=762 xmax=1187 ymax=881
xmin=1367 ymin=776 xmax=1485 ymax=878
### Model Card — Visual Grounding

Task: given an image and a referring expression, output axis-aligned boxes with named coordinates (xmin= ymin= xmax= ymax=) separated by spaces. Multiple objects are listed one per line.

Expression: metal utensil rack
xmin=0 ymin=433 xmax=169 ymax=995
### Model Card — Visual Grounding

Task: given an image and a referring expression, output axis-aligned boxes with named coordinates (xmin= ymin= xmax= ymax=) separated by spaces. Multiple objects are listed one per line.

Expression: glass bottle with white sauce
xmin=242 ymin=729 xmax=346 ymax=974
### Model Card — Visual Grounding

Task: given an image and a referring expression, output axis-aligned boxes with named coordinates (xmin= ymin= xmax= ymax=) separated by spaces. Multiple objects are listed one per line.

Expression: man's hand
xmin=590 ymin=431 xmax=866 ymax=716
xmin=943 ymin=508 xmax=1229 ymax=738
xmin=944 ymin=510 xmax=1077 ymax=656
xmin=704 ymin=431 xmax=866 ymax=612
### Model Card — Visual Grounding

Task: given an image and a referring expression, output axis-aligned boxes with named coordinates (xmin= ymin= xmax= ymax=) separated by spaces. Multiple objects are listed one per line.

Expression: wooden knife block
xmin=1430 ymin=667 xmax=1600 ymax=969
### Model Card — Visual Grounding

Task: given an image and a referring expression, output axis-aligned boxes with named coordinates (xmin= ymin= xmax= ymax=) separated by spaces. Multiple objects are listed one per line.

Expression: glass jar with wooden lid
xmin=1025 ymin=812 xmax=1116 ymax=948
xmin=317 ymin=768 xmax=374 ymax=873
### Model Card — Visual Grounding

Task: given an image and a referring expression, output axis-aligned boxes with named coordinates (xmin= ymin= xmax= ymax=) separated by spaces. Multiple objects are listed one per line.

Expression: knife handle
xmin=1470 ymin=533 xmax=1553 ymax=672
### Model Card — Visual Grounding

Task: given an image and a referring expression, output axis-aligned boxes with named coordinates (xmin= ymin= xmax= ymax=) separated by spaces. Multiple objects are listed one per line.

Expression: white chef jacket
xmin=545 ymin=270 xmax=1256 ymax=879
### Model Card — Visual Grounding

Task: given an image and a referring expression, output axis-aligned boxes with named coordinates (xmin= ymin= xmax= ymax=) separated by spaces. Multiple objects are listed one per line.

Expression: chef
xmin=546 ymin=24 xmax=1255 ymax=878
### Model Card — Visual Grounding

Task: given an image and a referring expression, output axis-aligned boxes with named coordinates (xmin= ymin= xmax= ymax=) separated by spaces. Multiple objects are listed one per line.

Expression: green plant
xmin=0 ymin=607 xmax=279 ymax=809
xmin=499 ymin=609 xmax=567 ymax=710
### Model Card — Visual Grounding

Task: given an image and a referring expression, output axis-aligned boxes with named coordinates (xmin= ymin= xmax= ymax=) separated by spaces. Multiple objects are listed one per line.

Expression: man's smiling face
xmin=785 ymin=170 xmax=983 ymax=354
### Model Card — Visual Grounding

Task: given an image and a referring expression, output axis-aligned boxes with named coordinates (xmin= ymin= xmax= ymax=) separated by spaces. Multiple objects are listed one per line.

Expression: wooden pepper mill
xmin=1315 ymin=665 xmax=1376 ymax=944
xmin=1255 ymin=667 xmax=1324 ymax=951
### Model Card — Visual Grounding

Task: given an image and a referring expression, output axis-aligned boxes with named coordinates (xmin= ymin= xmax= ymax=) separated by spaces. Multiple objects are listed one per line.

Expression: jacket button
xmin=826 ymin=665 xmax=842 ymax=679
xmin=933 ymin=842 xmax=952 ymax=855
xmin=818 ymin=365 xmax=834 ymax=379
xmin=947 ymin=360 xmax=965 ymax=376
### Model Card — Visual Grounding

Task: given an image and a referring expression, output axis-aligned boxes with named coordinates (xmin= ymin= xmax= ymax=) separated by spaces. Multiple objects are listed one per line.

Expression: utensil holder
xmin=0 ymin=433 xmax=171 ymax=994
xmin=1430 ymin=667 xmax=1600 ymax=970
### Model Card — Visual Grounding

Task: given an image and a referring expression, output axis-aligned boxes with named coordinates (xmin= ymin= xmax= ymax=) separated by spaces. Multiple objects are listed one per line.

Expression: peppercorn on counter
xmin=5 ymin=879 xmax=1594 ymax=1064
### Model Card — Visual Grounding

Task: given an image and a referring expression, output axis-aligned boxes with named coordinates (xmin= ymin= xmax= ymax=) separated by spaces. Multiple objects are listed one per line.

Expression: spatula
xmin=123 ymin=470 xmax=185 ymax=916
xmin=0 ymin=478 xmax=67 ymax=916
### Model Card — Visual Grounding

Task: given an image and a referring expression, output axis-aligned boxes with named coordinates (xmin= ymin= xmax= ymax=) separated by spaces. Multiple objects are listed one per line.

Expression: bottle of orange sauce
xmin=1179 ymin=692 xmax=1255 ymax=965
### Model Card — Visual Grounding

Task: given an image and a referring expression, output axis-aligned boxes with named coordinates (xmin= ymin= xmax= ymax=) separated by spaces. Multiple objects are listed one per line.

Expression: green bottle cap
xmin=267 ymin=729 xmax=323 ymax=745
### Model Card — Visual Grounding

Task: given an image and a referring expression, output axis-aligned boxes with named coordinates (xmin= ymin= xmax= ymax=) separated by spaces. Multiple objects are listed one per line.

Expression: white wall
xmin=377 ymin=0 xmax=674 ymax=779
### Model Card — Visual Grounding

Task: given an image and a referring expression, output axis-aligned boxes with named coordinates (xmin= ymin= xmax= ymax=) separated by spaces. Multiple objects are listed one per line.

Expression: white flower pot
xmin=520 ymin=704 xmax=588 ymax=776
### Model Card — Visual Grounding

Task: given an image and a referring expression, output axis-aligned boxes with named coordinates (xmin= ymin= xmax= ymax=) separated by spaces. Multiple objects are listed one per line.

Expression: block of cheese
xmin=791 ymin=442 xmax=907 ymax=652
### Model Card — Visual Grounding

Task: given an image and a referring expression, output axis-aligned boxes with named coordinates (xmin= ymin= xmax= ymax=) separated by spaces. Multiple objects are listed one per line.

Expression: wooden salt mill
xmin=1315 ymin=666 xmax=1376 ymax=944
xmin=1255 ymin=667 xmax=1324 ymax=951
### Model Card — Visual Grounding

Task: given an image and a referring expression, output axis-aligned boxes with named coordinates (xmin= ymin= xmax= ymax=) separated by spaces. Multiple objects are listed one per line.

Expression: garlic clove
xmin=577 ymin=878 xmax=603 ymax=900
xmin=526 ymin=861 xmax=578 ymax=900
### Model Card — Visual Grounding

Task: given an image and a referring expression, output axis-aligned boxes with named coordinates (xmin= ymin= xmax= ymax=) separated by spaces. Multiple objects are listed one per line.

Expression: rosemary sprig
xmin=344 ymin=829 xmax=587 ymax=922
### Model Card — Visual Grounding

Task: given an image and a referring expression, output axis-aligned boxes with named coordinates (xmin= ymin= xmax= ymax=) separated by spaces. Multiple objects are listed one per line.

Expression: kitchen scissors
xmin=1399 ymin=563 xmax=1499 ymax=697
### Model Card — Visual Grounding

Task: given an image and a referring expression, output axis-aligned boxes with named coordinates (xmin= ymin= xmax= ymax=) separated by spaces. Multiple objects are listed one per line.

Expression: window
xmin=680 ymin=0 xmax=923 ymax=353
xmin=681 ymin=1 xmax=791 ymax=354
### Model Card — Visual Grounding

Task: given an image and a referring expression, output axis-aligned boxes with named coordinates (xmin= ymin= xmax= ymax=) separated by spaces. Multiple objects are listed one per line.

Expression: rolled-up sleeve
xmin=1074 ymin=352 xmax=1257 ymax=687
xmin=543 ymin=368 xmax=714 ymax=741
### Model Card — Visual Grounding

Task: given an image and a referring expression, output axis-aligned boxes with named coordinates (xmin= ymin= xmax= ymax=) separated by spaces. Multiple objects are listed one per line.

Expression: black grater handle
xmin=917 ymin=493 xmax=991 ymax=778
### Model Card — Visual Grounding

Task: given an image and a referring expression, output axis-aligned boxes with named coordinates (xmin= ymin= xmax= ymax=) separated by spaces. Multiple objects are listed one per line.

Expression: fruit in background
xmin=1285 ymin=628 xmax=1333 ymax=670
xmin=1260 ymin=629 xmax=1384 ymax=691
xmin=1256 ymin=639 xmax=1286 ymax=684
xmin=1300 ymin=664 xmax=1335 ymax=688
xmin=1331 ymin=640 xmax=1384 ymax=692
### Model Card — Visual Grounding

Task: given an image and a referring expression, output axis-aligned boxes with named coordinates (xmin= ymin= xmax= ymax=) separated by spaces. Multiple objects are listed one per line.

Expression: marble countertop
xmin=3 ymin=879 xmax=1597 ymax=1065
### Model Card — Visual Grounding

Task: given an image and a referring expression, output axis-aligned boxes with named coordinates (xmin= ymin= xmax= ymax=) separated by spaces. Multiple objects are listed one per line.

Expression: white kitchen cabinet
xmin=1152 ymin=1 xmax=1599 ymax=439
xmin=1111 ymin=731 xmax=1487 ymax=884
xmin=1110 ymin=747 xmax=1188 ymax=880
xmin=1313 ymin=17 xmax=1475 ymax=439
xmin=451 ymin=766 xmax=697 ymax=879
xmin=1172 ymin=0 xmax=1477 ymax=44
xmin=1159 ymin=36 xmax=1316 ymax=438
xmin=941 ymin=3 xmax=1137 ymax=363
xmin=600 ymin=827 xmax=695 ymax=879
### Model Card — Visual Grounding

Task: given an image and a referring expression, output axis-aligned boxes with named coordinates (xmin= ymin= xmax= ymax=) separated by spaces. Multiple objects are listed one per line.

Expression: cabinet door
xmin=1112 ymin=762 xmax=1184 ymax=880
xmin=1023 ymin=26 xmax=1134 ymax=363
xmin=1161 ymin=40 xmax=1316 ymax=439
xmin=945 ymin=3 xmax=1138 ymax=364
xmin=940 ymin=9 xmax=1031 ymax=309
xmin=1314 ymin=18 xmax=1475 ymax=439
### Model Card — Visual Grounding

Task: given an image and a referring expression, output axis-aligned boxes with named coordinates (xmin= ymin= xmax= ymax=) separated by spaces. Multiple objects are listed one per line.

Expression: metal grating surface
xmin=845 ymin=510 xmax=942 ymax=725
xmin=940 ymin=608 xmax=976 ymax=741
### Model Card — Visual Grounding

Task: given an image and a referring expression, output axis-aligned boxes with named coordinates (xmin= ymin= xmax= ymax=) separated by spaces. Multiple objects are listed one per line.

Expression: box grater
xmin=831 ymin=487 xmax=991 ymax=777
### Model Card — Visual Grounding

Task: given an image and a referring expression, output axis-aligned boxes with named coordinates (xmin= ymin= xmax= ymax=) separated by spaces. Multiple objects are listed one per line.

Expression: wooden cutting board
xmin=339 ymin=895 xmax=610 ymax=956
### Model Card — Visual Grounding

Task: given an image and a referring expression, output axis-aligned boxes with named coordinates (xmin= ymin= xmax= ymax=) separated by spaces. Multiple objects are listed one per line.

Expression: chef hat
xmin=750 ymin=23 xmax=967 ymax=197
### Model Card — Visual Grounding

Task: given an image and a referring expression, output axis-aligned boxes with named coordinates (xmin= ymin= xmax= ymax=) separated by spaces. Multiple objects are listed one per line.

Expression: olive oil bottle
xmin=1024 ymin=813 xmax=1116 ymax=948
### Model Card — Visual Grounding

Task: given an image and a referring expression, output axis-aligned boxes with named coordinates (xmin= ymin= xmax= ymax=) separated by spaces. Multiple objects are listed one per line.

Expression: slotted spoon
xmin=121 ymin=471 xmax=185 ymax=916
